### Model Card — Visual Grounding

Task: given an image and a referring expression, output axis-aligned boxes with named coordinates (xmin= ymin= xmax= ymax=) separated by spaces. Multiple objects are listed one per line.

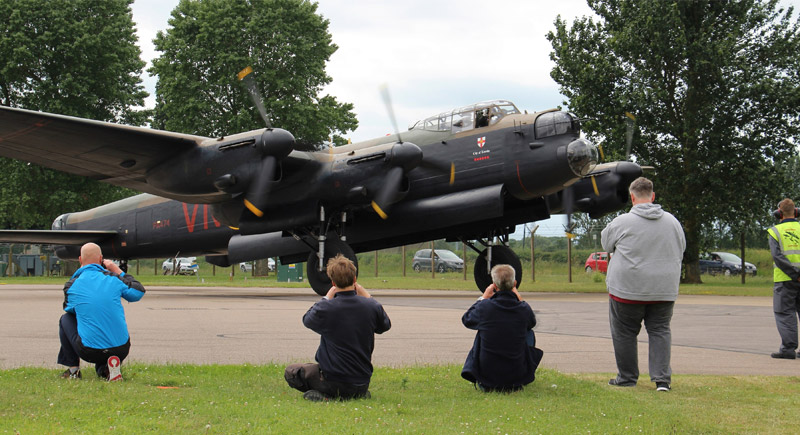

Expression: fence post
xmin=531 ymin=225 xmax=539 ymax=283
xmin=567 ymin=236 xmax=573 ymax=283
xmin=463 ymin=242 xmax=467 ymax=281
xmin=402 ymin=245 xmax=406 ymax=276
xmin=431 ymin=241 xmax=436 ymax=279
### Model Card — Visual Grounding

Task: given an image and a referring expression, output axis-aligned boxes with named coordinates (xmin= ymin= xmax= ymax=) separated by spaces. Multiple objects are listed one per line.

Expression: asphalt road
xmin=1 ymin=284 xmax=797 ymax=377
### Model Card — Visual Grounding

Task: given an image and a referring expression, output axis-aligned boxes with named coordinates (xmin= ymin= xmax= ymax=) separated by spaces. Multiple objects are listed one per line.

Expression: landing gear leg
xmin=469 ymin=234 xmax=523 ymax=292
xmin=305 ymin=208 xmax=359 ymax=296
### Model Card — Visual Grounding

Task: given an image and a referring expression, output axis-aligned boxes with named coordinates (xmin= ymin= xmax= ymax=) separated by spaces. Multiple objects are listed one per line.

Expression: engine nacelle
xmin=561 ymin=161 xmax=643 ymax=218
xmin=145 ymin=128 xmax=295 ymax=198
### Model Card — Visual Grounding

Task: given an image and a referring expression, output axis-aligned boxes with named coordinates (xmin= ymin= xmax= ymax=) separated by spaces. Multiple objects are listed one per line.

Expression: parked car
xmin=412 ymin=249 xmax=464 ymax=273
xmin=239 ymin=258 xmax=276 ymax=273
xmin=584 ymin=252 xmax=610 ymax=273
xmin=699 ymin=252 xmax=757 ymax=276
xmin=162 ymin=257 xmax=198 ymax=275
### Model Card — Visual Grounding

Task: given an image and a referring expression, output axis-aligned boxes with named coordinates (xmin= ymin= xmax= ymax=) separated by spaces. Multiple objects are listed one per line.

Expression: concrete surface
xmin=1 ymin=284 xmax=797 ymax=377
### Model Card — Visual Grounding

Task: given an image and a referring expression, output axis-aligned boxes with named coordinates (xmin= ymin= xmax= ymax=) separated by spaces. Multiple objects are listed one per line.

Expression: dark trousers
xmin=609 ymin=299 xmax=673 ymax=385
xmin=58 ymin=313 xmax=130 ymax=378
xmin=284 ymin=363 xmax=369 ymax=399
xmin=773 ymin=281 xmax=800 ymax=353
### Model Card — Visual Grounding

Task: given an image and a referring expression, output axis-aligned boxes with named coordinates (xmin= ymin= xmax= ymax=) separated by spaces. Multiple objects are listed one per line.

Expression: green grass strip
xmin=1 ymin=364 xmax=798 ymax=433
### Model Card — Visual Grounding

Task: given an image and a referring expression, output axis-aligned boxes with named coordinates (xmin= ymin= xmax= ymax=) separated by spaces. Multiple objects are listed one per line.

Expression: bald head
xmin=79 ymin=243 xmax=103 ymax=267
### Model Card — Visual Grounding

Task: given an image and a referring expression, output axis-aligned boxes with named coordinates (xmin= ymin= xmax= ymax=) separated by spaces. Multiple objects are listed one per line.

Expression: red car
xmin=585 ymin=252 xmax=610 ymax=273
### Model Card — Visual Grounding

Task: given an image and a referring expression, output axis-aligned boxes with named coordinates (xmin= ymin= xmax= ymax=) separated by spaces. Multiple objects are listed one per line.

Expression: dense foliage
xmin=0 ymin=0 xmax=146 ymax=228
xmin=547 ymin=0 xmax=800 ymax=282
xmin=149 ymin=0 xmax=357 ymax=147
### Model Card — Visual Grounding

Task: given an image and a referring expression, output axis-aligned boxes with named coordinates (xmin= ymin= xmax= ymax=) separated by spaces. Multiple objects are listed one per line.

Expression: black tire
xmin=240 ymin=264 xmax=247 ymax=273
xmin=473 ymin=245 xmax=523 ymax=292
xmin=723 ymin=269 xmax=732 ymax=277
xmin=306 ymin=239 xmax=359 ymax=296
xmin=413 ymin=263 xmax=421 ymax=272
xmin=437 ymin=263 xmax=447 ymax=273
xmin=585 ymin=266 xmax=593 ymax=273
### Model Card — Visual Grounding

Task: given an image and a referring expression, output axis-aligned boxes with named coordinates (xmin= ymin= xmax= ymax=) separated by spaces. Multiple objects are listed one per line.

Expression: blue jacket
xmin=63 ymin=264 xmax=146 ymax=349
xmin=461 ymin=291 xmax=543 ymax=388
xmin=303 ymin=291 xmax=391 ymax=384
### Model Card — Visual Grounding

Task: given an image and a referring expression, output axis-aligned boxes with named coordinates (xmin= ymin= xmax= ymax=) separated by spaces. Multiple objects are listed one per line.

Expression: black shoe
xmin=608 ymin=378 xmax=635 ymax=387
xmin=303 ymin=390 xmax=330 ymax=402
xmin=771 ymin=351 xmax=796 ymax=359
xmin=60 ymin=368 xmax=81 ymax=379
xmin=656 ymin=382 xmax=671 ymax=392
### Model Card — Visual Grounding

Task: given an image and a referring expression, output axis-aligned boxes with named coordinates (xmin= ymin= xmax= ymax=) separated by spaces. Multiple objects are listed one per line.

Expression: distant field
xmin=0 ymin=266 xmax=775 ymax=297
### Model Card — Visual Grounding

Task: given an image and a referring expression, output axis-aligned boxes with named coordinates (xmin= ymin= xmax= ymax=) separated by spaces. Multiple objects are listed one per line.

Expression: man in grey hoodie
xmin=601 ymin=177 xmax=685 ymax=392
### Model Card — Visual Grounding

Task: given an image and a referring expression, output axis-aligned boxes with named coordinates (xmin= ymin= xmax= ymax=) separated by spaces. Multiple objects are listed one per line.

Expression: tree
xmin=0 ymin=0 xmax=148 ymax=229
xmin=149 ymin=0 xmax=357 ymax=147
xmin=547 ymin=0 xmax=800 ymax=283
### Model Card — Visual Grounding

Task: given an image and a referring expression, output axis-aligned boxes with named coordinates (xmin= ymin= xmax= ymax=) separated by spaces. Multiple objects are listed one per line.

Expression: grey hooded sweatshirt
xmin=601 ymin=202 xmax=686 ymax=302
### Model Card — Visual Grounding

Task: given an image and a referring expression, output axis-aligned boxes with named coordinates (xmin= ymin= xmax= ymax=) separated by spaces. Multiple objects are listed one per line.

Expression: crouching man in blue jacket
xmin=461 ymin=264 xmax=543 ymax=392
xmin=57 ymin=243 xmax=145 ymax=381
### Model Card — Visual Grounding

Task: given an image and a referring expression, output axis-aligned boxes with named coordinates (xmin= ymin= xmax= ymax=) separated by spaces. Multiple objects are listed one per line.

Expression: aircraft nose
xmin=566 ymin=138 xmax=598 ymax=176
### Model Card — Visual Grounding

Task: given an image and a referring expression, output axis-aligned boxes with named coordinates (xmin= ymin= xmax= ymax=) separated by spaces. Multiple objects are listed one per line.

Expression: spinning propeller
xmin=370 ymin=85 xmax=455 ymax=219
xmin=235 ymin=67 xmax=295 ymax=218
xmin=624 ymin=112 xmax=636 ymax=161
xmin=563 ymin=111 xmax=640 ymax=235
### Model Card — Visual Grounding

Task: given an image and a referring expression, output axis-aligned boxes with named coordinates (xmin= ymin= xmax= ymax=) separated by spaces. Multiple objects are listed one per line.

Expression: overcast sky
xmin=130 ymin=0 xmax=596 ymax=139
xmin=128 ymin=0 xmax=798 ymax=237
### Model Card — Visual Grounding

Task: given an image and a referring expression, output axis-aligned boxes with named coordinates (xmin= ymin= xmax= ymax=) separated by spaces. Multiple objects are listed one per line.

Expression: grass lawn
xmin=1 ymin=364 xmax=798 ymax=433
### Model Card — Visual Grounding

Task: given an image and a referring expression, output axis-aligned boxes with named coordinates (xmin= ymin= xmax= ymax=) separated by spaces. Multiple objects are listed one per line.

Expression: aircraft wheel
xmin=473 ymin=245 xmax=523 ymax=292
xmin=306 ymin=239 xmax=359 ymax=296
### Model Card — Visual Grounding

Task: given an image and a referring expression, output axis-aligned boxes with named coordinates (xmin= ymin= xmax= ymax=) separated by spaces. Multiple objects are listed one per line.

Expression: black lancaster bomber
xmin=0 ymin=94 xmax=642 ymax=295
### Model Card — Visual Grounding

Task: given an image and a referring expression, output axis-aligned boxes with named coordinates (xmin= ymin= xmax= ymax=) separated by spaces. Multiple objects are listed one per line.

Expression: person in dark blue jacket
xmin=284 ymin=255 xmax=391 ymax=401
xmin=461 ymin=264 xmax=543 ymax=392
xmin=57 ymin=243 xmax=145 ymax=380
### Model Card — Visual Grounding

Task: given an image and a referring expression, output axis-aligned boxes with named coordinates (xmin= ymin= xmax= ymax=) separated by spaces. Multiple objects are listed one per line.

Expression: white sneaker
xmin=107 ymin=355 xmax=122 ymax=382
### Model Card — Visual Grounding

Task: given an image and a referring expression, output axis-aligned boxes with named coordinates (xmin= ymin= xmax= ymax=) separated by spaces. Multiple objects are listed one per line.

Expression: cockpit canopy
xmin=408 ymin=100 xmax=521 ymax=133
xmin=534 ymin=111 xmax=581 ymax=139
xmin=52 ymin=213 xmax=69 ymax=230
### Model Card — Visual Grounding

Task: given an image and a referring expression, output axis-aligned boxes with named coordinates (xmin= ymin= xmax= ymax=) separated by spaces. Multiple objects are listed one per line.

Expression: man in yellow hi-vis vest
xmin=767 ymin=198 xmax=800 ymax=359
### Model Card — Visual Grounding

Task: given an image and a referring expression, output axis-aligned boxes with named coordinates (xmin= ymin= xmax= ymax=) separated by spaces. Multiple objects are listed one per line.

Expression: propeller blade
xmin=418 ymin=159 xmax=455 ymax=185
xmin=243 ymin=156 xmax=277 ymax=218
xmin=624 ymin=112 xmax=636 ymax=160
xmin=238 ymin=66 xmax=272 ymax=129
xmin=371 ymin=166 xmax=404 ymax=220
xmin=379 ymin=84 xmax=402 ymax=144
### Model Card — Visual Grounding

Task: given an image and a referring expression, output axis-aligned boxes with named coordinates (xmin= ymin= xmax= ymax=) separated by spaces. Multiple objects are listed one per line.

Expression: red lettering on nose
xmin=182 ymin=203 xmax=199 ymax=233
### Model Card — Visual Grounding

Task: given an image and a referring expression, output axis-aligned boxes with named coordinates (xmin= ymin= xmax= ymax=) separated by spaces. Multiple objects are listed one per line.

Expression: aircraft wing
xmin=0 ymin=105 xmax=205 ymax=195
xmin=0 ymin=230 xmax=118 ymax=245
